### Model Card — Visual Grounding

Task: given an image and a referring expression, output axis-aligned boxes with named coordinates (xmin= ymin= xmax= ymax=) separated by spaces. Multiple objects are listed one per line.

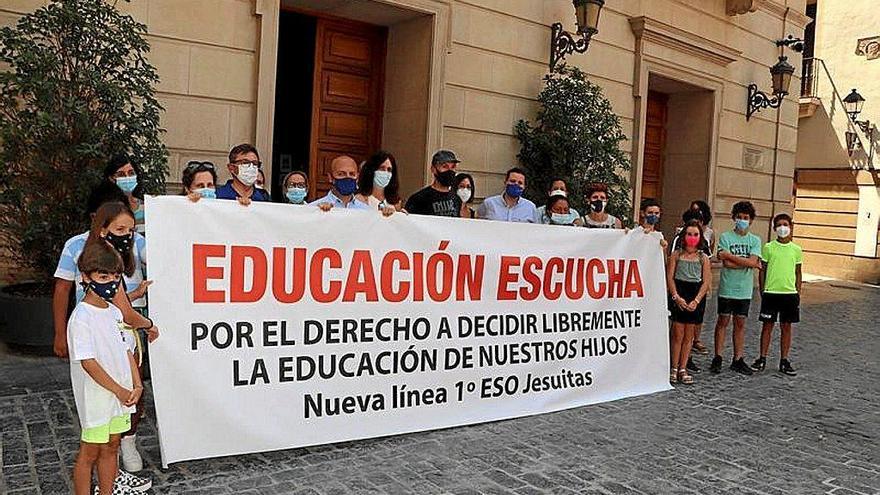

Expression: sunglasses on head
xmin=185 ymin=161 xmax=216 ymax=171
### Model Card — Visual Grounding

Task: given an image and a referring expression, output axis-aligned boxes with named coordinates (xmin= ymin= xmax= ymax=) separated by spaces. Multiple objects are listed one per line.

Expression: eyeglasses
xmin=185 ymin=161 xmax=216 ymax=171
xmin=233 ymin=160 xmax=262 ymax=169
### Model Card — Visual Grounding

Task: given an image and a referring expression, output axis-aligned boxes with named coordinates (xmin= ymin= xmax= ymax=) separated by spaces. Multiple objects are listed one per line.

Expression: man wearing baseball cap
xmin=404 ymin=150 xmax=463 ymax=217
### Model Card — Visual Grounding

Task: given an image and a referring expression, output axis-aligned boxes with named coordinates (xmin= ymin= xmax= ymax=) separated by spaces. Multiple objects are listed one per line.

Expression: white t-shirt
xmin=67 ymin=302 xmax=136 ymax=429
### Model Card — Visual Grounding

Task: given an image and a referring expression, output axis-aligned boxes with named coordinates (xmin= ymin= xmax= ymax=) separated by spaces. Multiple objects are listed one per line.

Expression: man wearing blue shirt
xmin=308 ymin=155 xmax=372 ymax=210
xmin=477 ymin=167 xmax=536 ymax=223
xmin=216 ymin=143 xmax=271 ymax=203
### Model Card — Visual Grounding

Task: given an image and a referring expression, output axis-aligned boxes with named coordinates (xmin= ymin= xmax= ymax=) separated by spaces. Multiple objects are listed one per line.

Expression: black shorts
xmin=718 ymin=297 xmax=751 ymax=317
xmin=758 ymin=293 xmax=800 ymax=323
xmin=669 ymin=280 xmax=707 ymax=324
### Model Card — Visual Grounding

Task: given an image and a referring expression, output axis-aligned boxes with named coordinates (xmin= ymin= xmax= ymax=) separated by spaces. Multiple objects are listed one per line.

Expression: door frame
xmin=255 ymin=0 xmax=452 ymax=191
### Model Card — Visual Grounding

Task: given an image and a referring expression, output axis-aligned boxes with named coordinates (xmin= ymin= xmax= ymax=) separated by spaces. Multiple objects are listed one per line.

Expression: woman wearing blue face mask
xmin=543 ymin=195 xmax=582 ymax=226
xmin=104 ymin=155 xmax=145 ymax=235
xmin=181 ymin=161 xmax=218 ymax=202
xmin=354 ymin=150 xmax=401 ymax=215
xmin=282 ymin=170 xmax=309 ymax=205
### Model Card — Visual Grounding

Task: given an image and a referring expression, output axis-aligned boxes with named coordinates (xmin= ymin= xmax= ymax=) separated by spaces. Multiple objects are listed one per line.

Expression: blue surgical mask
xmin=334 ymin=177 xmax=358 ymax=196
xmin=286 ymin=188 xmax=307 ymax=204
xmin=505 ymin=183 xmax=524 ymax=198
xmin=194 ymin=188 xmax=216 ymax=199
xmin=373 ymin=170 xmax=392 ymax=189
xmin=116 ymin=175 xmax=138 ymax=194
xmin=645 ymin=214 xmax=660 ymax=225
xmin=550 ymin=212 xmax=577 ymax=225
xmin=735 ymin=219 xmax=750 ymax=231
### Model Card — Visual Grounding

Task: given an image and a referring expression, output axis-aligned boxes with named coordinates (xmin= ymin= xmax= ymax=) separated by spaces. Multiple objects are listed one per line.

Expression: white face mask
xmin=236 ymin=164 xmax=259 ymax=186
xmin=457 ymin=188 xmax=472 ymax=203
xmin=373 ymin=170 xmax=392 ymax=189
xmin=776 ymin=225 xmax=791 ymax=239
xmin=549 ymin=189 xmax=567 ymax=198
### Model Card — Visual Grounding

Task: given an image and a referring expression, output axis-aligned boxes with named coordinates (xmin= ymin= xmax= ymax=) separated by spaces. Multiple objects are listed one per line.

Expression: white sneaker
xmin=120 ymin=435 xmax=144 ymax=472
xmin=115 ymin=469 xmax=152 ymax=492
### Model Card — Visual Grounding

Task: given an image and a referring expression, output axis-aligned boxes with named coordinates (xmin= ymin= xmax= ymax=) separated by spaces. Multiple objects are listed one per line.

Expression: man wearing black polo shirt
xmin=216 ymin=143 xmax=271 ymax=203
xmin=405 ymin=150 xmax=462 ymax=217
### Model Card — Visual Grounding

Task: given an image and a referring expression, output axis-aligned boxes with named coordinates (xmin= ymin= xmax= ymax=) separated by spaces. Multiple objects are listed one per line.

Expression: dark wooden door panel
xmin=642 ymin=91 xmax=668 ymax=201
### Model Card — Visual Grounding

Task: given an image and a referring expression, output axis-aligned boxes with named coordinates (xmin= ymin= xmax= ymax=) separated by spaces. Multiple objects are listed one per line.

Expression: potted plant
xmin=0 ymin=0 xmax=167 ymax=348
xmin=515 ymin=64 xmax=632 ymax=223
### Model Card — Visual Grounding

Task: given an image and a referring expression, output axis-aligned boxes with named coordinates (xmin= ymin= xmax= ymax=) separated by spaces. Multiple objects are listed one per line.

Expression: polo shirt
xmin=216 ymin=180 xmax=271 ymax=202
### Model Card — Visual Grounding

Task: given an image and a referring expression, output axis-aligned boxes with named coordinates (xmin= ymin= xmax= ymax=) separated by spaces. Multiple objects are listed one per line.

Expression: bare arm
xmin=796 ymin=264 xmax=802 ymax=293
xmin=112 ymin=288 xmax=159 ymax=342
xmin=81 ymin=358 xmax=129 ymax=402
xmin=697 ymin=255 xmax=713 ymax=302
xmin=52 ymin=279 xmax=73 ymax=358
xmin=723 ymin=254 xmax=761 ymax=269
xmin=758 ymin=262 xmax=767 ymax=293
xmin=666 ymin=252 xmax=679 ymax=297
xmin=125 ymin=352 xmax=143 ymax=407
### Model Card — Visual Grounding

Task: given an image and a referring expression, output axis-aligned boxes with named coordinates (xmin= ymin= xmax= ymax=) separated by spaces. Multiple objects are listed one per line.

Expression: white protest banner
xmin=145 ymin=196 xmax=671 ymax=465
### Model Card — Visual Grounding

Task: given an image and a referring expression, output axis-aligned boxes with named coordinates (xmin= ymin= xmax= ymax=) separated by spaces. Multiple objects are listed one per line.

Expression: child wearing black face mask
xmin=68 ymin=240 xmax=152 ymax=494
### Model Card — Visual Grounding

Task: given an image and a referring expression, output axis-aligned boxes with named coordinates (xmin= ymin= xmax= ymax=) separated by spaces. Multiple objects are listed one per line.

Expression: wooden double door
xmin=308 ymin=17 xmax=387 ymax=197
xmin=641 ymin=91 xmax=668 ymax=202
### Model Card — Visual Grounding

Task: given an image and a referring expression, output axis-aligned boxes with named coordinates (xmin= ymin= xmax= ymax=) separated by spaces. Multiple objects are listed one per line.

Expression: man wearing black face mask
xmin=404 ymin=150 xmax=463 ymax=217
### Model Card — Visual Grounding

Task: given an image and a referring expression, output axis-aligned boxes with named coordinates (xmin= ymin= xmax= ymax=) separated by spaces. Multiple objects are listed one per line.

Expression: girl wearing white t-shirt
xmin=69 ymin=241 xmax=148 ymax=495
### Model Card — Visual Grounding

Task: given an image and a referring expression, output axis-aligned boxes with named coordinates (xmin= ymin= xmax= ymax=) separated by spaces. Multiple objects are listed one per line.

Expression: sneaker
xmin=93 ymin=482 xmax=143 ymax=495
xmin=120 ymin=435 xmax=143 ymax=472
xmin=686 ymin=357 xmax=701 ymax=373
xmin=709 ymin=355 xmax=723 ymax=374
xmin=730 ymin=358 xmax=754 ymax=375
xmin=692 ymin=341 xmax=709 ymax=355
xmin=750 ymin=357 xmax=766 ymax=372
xmin=779 ymin=359 xmax=797 ymax=376
xmin=115 ymin=469 xmax=152 ymax=492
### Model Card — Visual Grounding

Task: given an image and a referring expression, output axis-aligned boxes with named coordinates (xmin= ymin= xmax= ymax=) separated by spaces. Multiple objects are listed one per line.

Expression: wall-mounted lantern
xmin=843 ymin=89 xmax=874 ymax=156
xmin=549 ymin=0 xmax=604 ymax=70
xmin=746 ymin=56 xmax=795 ymax=121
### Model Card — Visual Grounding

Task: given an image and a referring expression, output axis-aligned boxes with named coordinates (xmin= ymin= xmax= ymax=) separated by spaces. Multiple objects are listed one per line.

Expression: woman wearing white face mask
xmin=104 ymin=155 xmax=145 ymax=235
xmin=282 ymin=170 xmax=309 ymax=205
xmin=181 ymin=161 xmax=218 ymax=202
xmin=354 ymin=150 xmax=400 ymax=216
xmin=453 ymin=173 xmax=477 ymax=218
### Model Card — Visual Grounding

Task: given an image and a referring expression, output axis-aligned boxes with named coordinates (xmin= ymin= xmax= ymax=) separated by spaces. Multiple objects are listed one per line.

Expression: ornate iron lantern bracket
xmin=550 ymin=22 xmax=594 ymax=70
xmin=746 ymin=84 xmax=784 ymax=121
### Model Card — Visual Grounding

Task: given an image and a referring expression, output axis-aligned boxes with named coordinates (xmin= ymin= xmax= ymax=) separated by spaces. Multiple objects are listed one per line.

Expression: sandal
xmin=670 ymin=368 xmax=678 ymax=383
xmin=677 ymin=370 xmax=694 ymax=385
xmin=692 ymin=341 xmax=709 ymax=355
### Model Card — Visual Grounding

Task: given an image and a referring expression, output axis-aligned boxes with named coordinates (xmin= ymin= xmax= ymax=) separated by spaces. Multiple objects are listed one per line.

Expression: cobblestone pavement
xmin=1 ymin=280 xmax=878 ymax=494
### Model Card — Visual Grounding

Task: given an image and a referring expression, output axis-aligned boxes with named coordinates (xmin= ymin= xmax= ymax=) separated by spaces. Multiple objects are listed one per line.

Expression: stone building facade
xmin=1 ymin=0 xmax=809 ymax=240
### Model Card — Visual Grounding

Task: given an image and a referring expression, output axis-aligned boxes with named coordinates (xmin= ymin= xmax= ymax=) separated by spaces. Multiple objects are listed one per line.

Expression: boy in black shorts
xmin=752 ymin=213 xmax=802 ymax=375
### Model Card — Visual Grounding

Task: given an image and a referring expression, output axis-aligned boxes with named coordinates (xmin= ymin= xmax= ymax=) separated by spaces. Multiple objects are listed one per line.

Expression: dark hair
xmin=690 ymin=200 xmax=712 ymax=224
xmin=547 ymin=177 xmax=566 ymax=191
xmin=88 ymin=202 xmax=136 ymax=277
xmin=675 ymin=219 xmax=709 ymax=253
xmin=282 ymin=170 xmax=309 ymax=191
xmin=585 ymin=182 xmax=609 ymax=198
xmin=453 ymin=173 xmax=476 ymax=204
xmin=103 ymin=154 xmax=143 ymax=199
xmin=640 ymin=198 xmax=661 ymax=212
xmin=228 ymin=143 xmax=259 ymax=163
xmin=773 ymin=212 xmax=793 ymax=227
xmin=77 ymin=239 xmax=124 ymax=277
xmin=682 ymin=208 xmax=703 ymax=224
xmin=731 ymin=201 xmax=756 ymax=220
xmin=86 ymin=182 xmax=128 ymax=218
xmin=505 ymin=167 xmax=527 ymax=181
xmin=358 ymin=150 xmax=400 ymax=204
xmin=181 ymin=161 xmax=218 ymax=193
xmin=544 ymin=195 xmax=570 ymax=220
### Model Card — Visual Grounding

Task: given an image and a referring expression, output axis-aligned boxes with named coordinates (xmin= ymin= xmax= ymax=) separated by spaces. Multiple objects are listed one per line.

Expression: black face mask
xmin=104 ymin=232 xmax=132 ymax=255
xmin=436 ymin=170 xmax=456 ymax=187
xmin=83 ymin=279 xmax=119 ymax=302
xmin=590 ymin=200 xmax=606 ymax=213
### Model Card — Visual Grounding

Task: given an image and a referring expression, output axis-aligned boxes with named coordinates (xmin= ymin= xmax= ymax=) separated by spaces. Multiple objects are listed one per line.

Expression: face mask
xmin=645 ymin=214 xmax=660 ymax=226
xmin=194 ymin=188 xmax=216 ymax=200
xmin=86 ymin=279 xmax=119 ymax=302
xmin=103 ymin=232 xmax=132 ymax=254
xmin=776 ymin=225 xmax=791 ymax=239
xmin=436 ymin=170 xmax=456 ymax=187
xmin=684 ymin=235 xmax=701 ymax=248
xmin=236 ymin=164 xmax=259 ymax=187
xmin=590 ymin=199 xmax=606 ymax=213
xmin=551 ymin=212 xmax=577 ymax=225
xmin=457 ymin=188 xmax=472 ymax=203
xmin=116 ymin=176 xmax=138 ymax=194
xmin=505 ymin=183 xmax=524 ymax=198
xmin=735 ymin=218 xmax=750 ymax=231
xmin=334 ymin=177 xmax=358 ymax=196
xmin=373 ymin=170 xmax=392 ymax=189
xmin=286 ymin=188 xmax=307 ymax=204
xmin=550 ymin=189 xmax=567 ymax=197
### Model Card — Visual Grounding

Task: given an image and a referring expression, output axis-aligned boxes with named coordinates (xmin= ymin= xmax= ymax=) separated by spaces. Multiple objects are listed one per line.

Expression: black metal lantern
xmin=770 ymin=56 xmax=795 ymax=96
xmin=844 ymin=89 xmax=866 ymax=121
xmin=550 ymin=0 xmax=605 ymax=70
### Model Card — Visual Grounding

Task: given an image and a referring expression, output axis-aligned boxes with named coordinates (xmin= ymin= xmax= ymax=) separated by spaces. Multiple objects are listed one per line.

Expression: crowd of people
xmin=52 ymin=143 xmax=804 ymax=494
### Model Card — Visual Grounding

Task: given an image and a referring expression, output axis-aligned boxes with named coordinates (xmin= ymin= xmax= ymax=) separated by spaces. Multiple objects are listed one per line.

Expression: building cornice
xmin=726 ymin=0 xmax=812 ymax=29
xmin=630 ymin=16 xmax=740 ymax=67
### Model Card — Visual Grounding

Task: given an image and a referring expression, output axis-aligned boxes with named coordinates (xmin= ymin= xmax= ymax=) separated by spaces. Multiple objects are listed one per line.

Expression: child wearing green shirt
xmin=752 ymin=213 xmax=802 ymax=376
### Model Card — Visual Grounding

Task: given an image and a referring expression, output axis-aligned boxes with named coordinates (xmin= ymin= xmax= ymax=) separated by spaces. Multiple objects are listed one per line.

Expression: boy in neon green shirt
xmin=752 ymin=213 xmax=802 ymax=376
